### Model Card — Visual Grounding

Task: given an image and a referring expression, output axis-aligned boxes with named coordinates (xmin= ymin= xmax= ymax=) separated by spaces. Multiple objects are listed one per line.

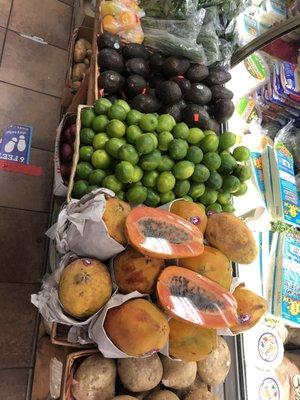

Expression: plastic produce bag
xmin=197 ymin=21 xmax=222 ymax=66
xmin=140 ymin=0 xmax=198 ymax=19
xmin=275 ymin=121 xmax=300 ymax=173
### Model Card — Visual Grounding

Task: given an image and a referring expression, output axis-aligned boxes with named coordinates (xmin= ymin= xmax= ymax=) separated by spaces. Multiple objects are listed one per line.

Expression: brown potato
xmin=185 ymin=388 xmax=219 ymax=400
xmin=72 ymin=63 xmax=87 ymax=81
xmin=147 ymin=390 xmax=180 ymax=400
xmin=112 ymin=397 xmax=139 ymax=400
xmin=161 ymin=355 xmax=197 ymax=389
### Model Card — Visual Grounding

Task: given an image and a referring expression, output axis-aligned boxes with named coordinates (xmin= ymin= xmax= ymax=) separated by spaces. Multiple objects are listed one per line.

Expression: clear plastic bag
xmin=140 ymin=0 xmax=198 ymax=19
xmin=197 ymin=21 xmax=222 ymax=66
xmin=275 ymin=121 xmax=300 ymax=173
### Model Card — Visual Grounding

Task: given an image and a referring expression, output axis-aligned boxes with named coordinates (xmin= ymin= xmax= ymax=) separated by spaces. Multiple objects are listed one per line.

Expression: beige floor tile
xmin=9 ymin=0 xmax=72 ymax=49
xmin=0 ymin=30 xmax=68 ymax=97
xmin=0 ymin=0 xmax=12 ymax=28
xmin=0 ymin=368 xmax=30 ymax=400
xmin=0 ymin=82 xmax=61 ymax=151
xmin=0 ymin=26 xmax=5 ymax=53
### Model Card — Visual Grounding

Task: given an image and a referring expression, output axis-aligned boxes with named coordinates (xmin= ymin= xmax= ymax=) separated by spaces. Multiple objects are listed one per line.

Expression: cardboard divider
xmin=51 ymin=322 xmax=96 ymax=349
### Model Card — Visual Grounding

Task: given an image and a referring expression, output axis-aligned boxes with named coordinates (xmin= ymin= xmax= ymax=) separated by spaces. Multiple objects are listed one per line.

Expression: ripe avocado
xmin=204 ymin=67 xmax=231 ymax=86
xmin=125 ymin=58 xmax=150 ymax=78
xmin=185 ymin=64 xmax=209 ymax=82
xmin=160 ymin=104 xmax=182 ymax=122
xmin=125 ymin=74 xmax=147 ymax=98
xmin=162 ymin=56 xmax=190 ymax=78
xmin=212 ymin=99 xmax=235 ymax=123
xmin=177 ymin=99 xmax=187 ymax=110
xmin=210 ymin=85 xmax=233 ymax=102
xmin=207 ymin=118 xmax=220 ymax=134
xmin=170 ymin=76 xmax=191 ymax=94
xmin=106 ymin=94 xmax=119 ymax=103
xmin=98 ymin=70 xmax=125 ymax=94
xmin=185 ymin=83 xmax=212 ymax=105
xmin=182 ymin=104 xmax=210 ymax=130
xmin=123 ymin=43 xmax=150 ymax=60
xmin=148 ymin=73 xmax=164 ymax=88
xmin=155 ymin=81 xmax=182 ymax=105
xmin=130 ymin=94 xmax=161 ymax=113
xmin=98 ymin=48 xmax=124 ymax=73
xmin=150 ymin=52 xmax=165 ymax=71
xmin=97 ymin=32 xmax=122 ymax=53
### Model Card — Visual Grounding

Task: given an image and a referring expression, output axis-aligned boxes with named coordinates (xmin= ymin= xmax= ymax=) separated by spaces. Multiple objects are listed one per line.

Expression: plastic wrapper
xmin=197 ymin=21 xmax=222 ymax=66
xmin=140 ymin=0 xmax=198 ymax=19
xmin=275 ymin=121 xmax=300 ymax=173
xmin=46 ymin=188 xmax=125 ymax=261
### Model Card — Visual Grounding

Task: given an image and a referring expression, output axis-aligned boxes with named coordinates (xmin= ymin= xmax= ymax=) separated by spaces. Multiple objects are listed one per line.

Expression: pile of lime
xmin=72 ymin=98 xmax=251 ymax=212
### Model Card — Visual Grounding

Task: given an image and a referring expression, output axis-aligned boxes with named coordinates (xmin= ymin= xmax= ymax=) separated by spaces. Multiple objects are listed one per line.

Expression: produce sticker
xmin=0 ymin=124 xmax=32 ymax=164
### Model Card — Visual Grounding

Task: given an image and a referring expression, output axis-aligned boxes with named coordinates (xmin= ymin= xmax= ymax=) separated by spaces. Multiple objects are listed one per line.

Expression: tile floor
xmin=0 ymin=0 xmax=73 ymax=398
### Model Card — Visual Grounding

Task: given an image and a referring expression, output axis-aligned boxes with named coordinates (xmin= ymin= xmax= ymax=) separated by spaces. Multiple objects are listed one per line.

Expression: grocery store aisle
xmin=0 ymin=0 xmax=73 ymax=398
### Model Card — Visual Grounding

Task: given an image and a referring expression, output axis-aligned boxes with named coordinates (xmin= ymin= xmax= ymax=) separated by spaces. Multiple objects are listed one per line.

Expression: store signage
xmin=0 ymin=124 xmax=32 ymax=164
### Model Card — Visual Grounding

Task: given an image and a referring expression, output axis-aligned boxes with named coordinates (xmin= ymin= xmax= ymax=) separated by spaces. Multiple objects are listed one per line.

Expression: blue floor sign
xmin=0 ymin=125 xmax=32 ymax=164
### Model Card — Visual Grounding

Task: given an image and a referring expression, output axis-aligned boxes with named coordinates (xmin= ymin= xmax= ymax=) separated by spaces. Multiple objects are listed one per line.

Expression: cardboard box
xmin=74 ymin=0 xmax=95 ymax=29
xmin=51 ymin=322 xmax=96 ymax=349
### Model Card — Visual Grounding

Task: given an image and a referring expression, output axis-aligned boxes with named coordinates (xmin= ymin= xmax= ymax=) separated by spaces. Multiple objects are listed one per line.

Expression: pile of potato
xmin=71 ymin=38 xmax=92 ymax=91
xmin=70 ymin=337 xmax=231 ymax=400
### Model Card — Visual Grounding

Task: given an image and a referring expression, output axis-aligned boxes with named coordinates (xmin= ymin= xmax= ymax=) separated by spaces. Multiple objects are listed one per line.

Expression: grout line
xmin=31 ymin=146 xmax=54 ymax=154
xmin=0 ymin=205 xmax=50 ymax=214
xmin=0 ymin=80 xmax=62 ymax=100
xmin=0 ymin=0 xmax=14 ymax=66
xmin=57 ymin=0 xmax=74 ymax=7
xmin=0 ymin=367 xmax=33 ymax=371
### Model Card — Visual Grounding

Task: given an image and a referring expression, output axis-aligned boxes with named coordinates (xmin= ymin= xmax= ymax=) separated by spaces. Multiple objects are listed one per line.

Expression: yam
xmin=72 ymin=354 xmax=116 ymax=400
xmin=161 ymin=355 xmax=196 ymax=389
xmin=197 ymin=337 xmax=230 ymax=386
xmin=77 ymin=38 xmax=92 ymax=50
xmin=74 ymin=41 xmax=87 ymax=62
xmin=72 ymin=81 xmax=82 ymax=91
xmin=118 ymin=355 xmax=163 ymax=392
xmin=185 ymin=388 xmax=218 ymax=400
xmin=72 ymin=63 xmax=87 ymax=81
xmin=147 ymin=390 xmax=180 ymax=400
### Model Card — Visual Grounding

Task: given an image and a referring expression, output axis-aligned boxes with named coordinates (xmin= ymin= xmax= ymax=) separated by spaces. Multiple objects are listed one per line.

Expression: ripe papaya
xmin=169 ymin=318 xmax=218 ymax=362
xmin=205 ymin=213 xmax=258 ymax=264
xmin=59 ymin=258 xmax=112 ymax=318
xmin=125 ymin=206 xmax=204 ymax=259
xmin=170 ymin=199 xmax=207 ymax=234
xmin=178 ymin=246 xmax=232 ymax=290
xmin=231 ymin=285 xmax=268 ymax=333
xmin=113 ymin=246 xmax=164 ymax=294
xmin=103 ymin=197 xmax=131 ymax=246
xmin=157 ymin=266 xmax=238 ymax=329
xmin=104 ymin=298 xmax=169 ymax=356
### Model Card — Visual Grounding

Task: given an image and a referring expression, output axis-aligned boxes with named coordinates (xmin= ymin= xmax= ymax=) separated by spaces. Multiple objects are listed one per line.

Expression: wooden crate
xmin=50 ymin=322 xmax=96 ymax=349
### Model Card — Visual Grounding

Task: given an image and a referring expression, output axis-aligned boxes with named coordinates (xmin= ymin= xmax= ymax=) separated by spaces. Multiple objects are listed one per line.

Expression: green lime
xmin=128 ymin=181 xmax=142 ymax=188
xmin=89 ymin=169 xmax=107 ymax=185
xmin=157 ymin=114 xmax=176 ymax=133
xmin=80 ymin=128 xmax=95 ymax=145
xmin=173 ymin=160 xmax=195 ymax=180
xmin=132 ymin=165 xmax=143 ymax=183
xmin=191 ymin=164 xmax=210 ymax=183
xmin=168 ymin=139 xmax=188 ymax=160
xmin=156 ymin=171 xmax=176 ymax=193
xmin=218 ymin=131 xmax=236 ymax=150
xmin=187 ymin=128 xmax=204 ymax=145
xmin=115 ymin=161 xmax=135 ymax=183
xmin=94 ymin=98 xmax=112 ymax=115
xmin=233 ymin=146 xmax=250 ymax=162
xmin=217 ymin=191 xmax=231 ymax=205
xmin=72 ymin=179 xmax=89 ymax=198
xmin=148 ymin=133 xmax=158 ymax=148
xmin=126 ymin=109 xmax=143 ymax=125
xmin=142 ymin=170 xmax=159 ymax=187
xmin=206 ymin=171 xmax=223 ymax=190
xmin=233 ymin=165 xmax=251 ymax=181
xmin=114 ymin=99 xmax=131 ymax=113
xmin=107 ymin=119 xmax=126 ymax=138
xmin=116 ymin=190 xmax=125 ymax=200
xmin=139 ymin=150 xmax=161 ymax=171
xmin=92 ymin=115 xmax=109 ymax=132
xmin=188 ymin=183 xmax=205 ymax=200
xmin=135 ymin=134 xmax=156 ymax=155
xmin=200 ymin=134 xmax=219 ymax=153
xmin=102 ymin=174 xmax=123 ymax=193
xmin=76 ymin=161 xmax=93 ymax=180
xmin=183 ymin=195 xmax=193 ymax=202
xmin=172 ymin=122 xmax=189 ymax=139
xmin=158 ymin=131 xmax=174 ymax=151
xmin=126 ymin=185 xmax=147 ymax=204
xmin=79 ymin=146 xmax=93 ymax=162
xmin=108 ymin=104 xmax=127 ymax=121
xmin=233 ymin=182 xmax=248 ymax=196
xmin=202 ymin=152 xmax=221 ymax=171
xmin=160 ymin=191 xmax=175 ymax=205
xmin=93 ymin=133 xmax=109 ymax=150
xmin=145 ymin=188 xmax=160 ymax=207
xmin=157 ymin=155 xmax=175 ymax=172
xmin=218 ymin=153 xmax=237 ymax=174
xmin=139 ymin=113 xmax=158 ymax=132
xmin=105 ymin=138 xmax=125 ymax=158
xmin=81 ymin=108 xmax=96 ymax=128
xmin=199 ymin=188 xmax=218 ymax=206
xmin=203 ymin=130 xmax=216 ymax=136
xmin=220 ymin=150 xmax=230 ymax=156
xmin=91 ymin=149 xmax=111 ymax=169
xmin=186 ymin=146 xmax=203 ymax=164
xmin=206 ymin=203 xmax=222 ymax=213
xmin=173 ymin=179 xmax=190 ymax=197
xmin=222 ymin=175 xmax=241 ymax=193
xmin=118 ymin=144 xmax=139 ymax=165
xmin=222 ymin=203 xmax=235 ymax=213
xmin=125 ymin=125 xmax=143 ymax=144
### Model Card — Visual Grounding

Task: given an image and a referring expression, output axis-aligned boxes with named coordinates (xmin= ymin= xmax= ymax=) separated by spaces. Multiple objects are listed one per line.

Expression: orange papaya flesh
xmin=125 ymin=206 xmax=204 ymax=259
xmin=157 ymin=266 xmax=238 ymax=329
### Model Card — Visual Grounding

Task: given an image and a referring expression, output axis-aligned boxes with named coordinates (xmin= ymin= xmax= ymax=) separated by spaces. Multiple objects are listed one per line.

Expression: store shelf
xmin=231 ymin=15 xmax=300 ymax=67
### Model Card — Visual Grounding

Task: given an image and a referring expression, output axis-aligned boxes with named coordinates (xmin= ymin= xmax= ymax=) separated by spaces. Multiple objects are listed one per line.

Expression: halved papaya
xmin=157 ymin=266 xmax=238 ymax=329
xmin=125 ymin=206 xmax=204 ymax=259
